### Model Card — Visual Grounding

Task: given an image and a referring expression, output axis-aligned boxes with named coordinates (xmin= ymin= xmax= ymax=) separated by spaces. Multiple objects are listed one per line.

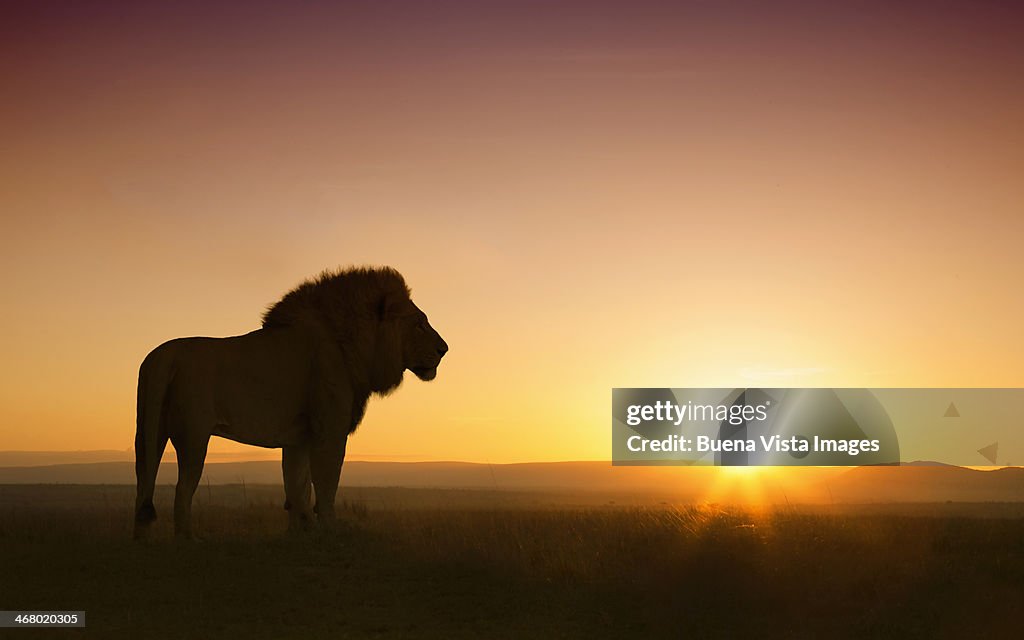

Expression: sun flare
xmin=701 ymin=466 xmax=776 ymax=508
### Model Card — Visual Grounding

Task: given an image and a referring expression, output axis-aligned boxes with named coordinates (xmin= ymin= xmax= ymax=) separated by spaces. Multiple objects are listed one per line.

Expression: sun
xmin=701 ymin=466 xmax=775 ymax=507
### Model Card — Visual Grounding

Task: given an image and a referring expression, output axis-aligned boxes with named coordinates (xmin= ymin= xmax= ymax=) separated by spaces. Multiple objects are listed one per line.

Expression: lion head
xmin=369 ymin=286 xmax=448 ymax=391
xmin=262 ymin=266 xmax=448 ymax=394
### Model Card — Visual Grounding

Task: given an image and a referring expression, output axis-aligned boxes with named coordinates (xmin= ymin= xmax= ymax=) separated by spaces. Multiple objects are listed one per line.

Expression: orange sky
xmin=1 ymin=1 xmax=1023 ymax=461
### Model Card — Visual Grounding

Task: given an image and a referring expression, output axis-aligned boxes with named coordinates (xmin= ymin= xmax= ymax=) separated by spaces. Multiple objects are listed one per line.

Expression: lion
xmin=133 ymin=266 xmax=448 ymax=538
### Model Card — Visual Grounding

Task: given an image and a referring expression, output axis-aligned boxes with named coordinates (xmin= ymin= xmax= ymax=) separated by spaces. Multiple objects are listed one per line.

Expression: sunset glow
xmin=2 ymin=1 xmax=1023 ymax=461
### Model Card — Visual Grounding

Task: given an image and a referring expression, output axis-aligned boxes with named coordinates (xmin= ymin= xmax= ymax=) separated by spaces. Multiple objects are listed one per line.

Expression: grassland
xmin=1 ymin=485 xmax=1022 ymax=639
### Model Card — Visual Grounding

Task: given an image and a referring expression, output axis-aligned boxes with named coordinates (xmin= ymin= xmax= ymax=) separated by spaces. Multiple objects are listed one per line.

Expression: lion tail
xmin=133 ymin=345 xmax=174 ymax=538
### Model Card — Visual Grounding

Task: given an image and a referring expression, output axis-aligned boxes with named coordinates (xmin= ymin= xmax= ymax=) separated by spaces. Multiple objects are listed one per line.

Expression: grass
xmin=0 ymin=485 xmax=1022 ymax=639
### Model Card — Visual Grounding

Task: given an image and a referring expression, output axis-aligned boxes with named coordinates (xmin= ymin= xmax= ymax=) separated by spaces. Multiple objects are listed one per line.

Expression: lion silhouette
xmin=133 ymin=266 xmax=448 ymax=538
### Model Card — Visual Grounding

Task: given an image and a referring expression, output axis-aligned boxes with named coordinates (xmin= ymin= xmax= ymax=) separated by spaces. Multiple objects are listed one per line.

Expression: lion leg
xmin=171 ymin=433 xmax=209 ymax=539
xmin=282 ymin=444 xmax=314 ymax=532
xmin=310 ymin=437 xmax=347 ymax=528
xmin=133 ymin=429 xmax=168 ymax=540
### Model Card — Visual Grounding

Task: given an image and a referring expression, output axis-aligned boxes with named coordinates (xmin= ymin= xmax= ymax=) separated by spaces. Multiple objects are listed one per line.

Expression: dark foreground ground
xmin=1 ymin=485 xmax=1022 ymax=639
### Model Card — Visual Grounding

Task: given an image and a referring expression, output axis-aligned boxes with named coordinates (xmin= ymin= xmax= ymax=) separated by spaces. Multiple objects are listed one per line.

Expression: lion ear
xmin=377 ymin=292 xmax=405 ymax=321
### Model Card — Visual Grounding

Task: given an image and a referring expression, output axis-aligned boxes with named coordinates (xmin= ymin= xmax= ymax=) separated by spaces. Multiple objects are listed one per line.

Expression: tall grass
xmin=0 ymin=485 xmax=1022 ymax=639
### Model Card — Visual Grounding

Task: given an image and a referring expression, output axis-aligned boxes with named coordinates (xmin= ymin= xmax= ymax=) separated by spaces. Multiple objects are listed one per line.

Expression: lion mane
xmin=262 ymin=266 xmax=413 ymax=403
xmin=263 ymin=265 xmax=411 ymax=330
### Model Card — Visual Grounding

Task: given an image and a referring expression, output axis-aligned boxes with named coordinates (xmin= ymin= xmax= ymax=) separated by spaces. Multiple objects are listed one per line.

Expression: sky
xmin=2 ymin=0 xmax=1023 ymax=462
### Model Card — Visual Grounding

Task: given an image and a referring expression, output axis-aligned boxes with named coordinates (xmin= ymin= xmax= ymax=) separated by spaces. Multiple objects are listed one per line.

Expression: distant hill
xmin=829 ymin=465 xmax=1024 ymax=503
xmin=0 ymin=460 xmax=722 ymax=491
xmin=0 ymin=450 xmax=279 ymax=466
xmin=0 ymin=450 xmax=133 ymax=466
xmin=0 ymin=458 xmax=1020 ymax=503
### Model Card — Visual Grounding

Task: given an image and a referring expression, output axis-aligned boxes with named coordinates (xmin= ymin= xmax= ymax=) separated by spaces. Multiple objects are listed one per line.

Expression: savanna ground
xmin=1 ymin=485 xmax=1022 ymax=639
